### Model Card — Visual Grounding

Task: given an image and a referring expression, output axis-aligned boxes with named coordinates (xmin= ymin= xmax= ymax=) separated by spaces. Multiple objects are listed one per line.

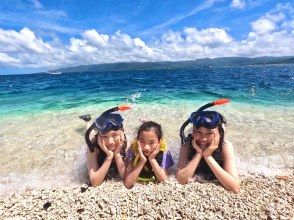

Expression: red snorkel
xmin=100 ymin=105 xmax=131 ymax=116
xmin=180 ymin=99 xmax=230 ymax=146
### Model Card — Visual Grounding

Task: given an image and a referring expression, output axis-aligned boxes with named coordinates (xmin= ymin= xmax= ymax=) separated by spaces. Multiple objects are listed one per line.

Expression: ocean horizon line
xmin=1 ymin=56 xmax=294 ymax=76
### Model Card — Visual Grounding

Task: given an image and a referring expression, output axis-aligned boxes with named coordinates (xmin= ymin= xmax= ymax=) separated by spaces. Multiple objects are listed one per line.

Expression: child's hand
xmin=192 ymin=136 xmax=203 ymax=155
xmin=114 ymin=131 xmax=125 ymax=156
xmin=203 ymin=132 xmax=219 ymax=157
xmin=137 ymin=141 xmax=147 ymax=164
xmin=148 ymin=146 xmax=160 ymax=160
xmin=98 ymin=136 xmax=114 ymax=158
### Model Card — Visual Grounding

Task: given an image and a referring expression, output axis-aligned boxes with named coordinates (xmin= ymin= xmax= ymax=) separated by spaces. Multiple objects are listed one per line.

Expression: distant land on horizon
xmin=46 ymin=56 xmax=294 ymax=74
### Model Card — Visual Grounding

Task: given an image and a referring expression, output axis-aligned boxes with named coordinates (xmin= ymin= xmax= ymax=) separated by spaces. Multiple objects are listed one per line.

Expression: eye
xmin=207 ymin=133 xmax=214 ymax=137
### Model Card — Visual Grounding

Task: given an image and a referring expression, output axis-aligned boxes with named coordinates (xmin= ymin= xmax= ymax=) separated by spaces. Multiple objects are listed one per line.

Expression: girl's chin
xmin=107 ymin=146 xmax=116 ymax=151
xmin=198 ymin=144 xmax=209 ymax=150
xmin=196 ymin=143 xmax=209 ymax=150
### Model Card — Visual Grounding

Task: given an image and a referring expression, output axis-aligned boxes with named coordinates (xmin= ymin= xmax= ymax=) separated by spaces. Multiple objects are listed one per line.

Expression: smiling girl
xmin=176 ymin=99 xmax=240 ymax=193
xmin=80 ymin=106 xmax=130 ymax=187
xmin=124 ymin=121 xmax=174 ymax=188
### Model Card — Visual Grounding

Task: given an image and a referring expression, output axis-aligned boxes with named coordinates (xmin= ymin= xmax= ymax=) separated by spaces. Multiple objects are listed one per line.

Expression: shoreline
xmin=1 ymin=175 xmax=293 ymax=219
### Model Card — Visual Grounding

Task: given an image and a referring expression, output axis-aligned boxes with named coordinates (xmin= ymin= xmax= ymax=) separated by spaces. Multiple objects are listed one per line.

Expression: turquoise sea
xmin=0 ymin=64 xmax=293 ymax=194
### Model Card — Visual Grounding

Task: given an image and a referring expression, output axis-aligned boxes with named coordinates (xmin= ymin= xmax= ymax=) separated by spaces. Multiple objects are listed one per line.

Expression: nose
xmin=199 ymin=135 xmax=207 ymax=141
xmin=143 ymin=144 xmax=151 ymax=151
xmin=105 ymin=136 xmax=115 ymax=145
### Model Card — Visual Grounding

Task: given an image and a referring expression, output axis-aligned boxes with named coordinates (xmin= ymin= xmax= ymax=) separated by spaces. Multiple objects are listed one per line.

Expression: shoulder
xmin=86 ymin=147 xmax=99 ymax=170
xmin=126 ymin=148 xmax=135 ymax=160
xmin=221 ymin=140 xmax=236 ymax=158
xmin=222 ymin=140 xmax=234 ymax=151
xmin=87 ymin=147 xmax=99 ymax=158
xmin=162 ymin=150 xmax=174 ymax=159
xmin=184 ymin=134 xmax=193 ymax=147
xmin=161 ymin=150 xmax=175 ymax=169
xmin=179 ymin=145 xmax=191 ymax=154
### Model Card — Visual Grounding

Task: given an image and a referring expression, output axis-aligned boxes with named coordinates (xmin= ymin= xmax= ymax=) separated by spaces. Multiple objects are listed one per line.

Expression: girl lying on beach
xmin=124 ymin=121 xmax=174 ymax=188
xmin=176 ymin=99 xmax=240 ymax=193
xmin=80 ymin=106 xmax=131 ymax=187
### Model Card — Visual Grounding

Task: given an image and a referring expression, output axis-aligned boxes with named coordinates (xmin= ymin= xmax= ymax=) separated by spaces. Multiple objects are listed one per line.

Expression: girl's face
xmin=138 ymin=130 xmax=160 ymax=156
xmin=99 ymin=130 xmax=121 ymax=151
xmin=193 ymin=127 xmax=219 ymax=150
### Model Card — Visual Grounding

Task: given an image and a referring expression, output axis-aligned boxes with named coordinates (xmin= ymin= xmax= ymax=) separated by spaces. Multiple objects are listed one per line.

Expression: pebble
xmin=0 ymin=176 xmax=293 ymax=219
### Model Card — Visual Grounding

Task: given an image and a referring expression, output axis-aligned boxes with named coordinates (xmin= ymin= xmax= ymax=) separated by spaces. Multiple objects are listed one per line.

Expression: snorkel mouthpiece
xmin=180 ymin=99 xmax=229 ymax=146
xmin=85 ymin=105 xmax=131 ymax=152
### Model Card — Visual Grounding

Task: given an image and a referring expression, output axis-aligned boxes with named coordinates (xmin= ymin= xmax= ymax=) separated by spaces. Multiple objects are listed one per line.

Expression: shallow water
xmin=0 ymin=64 xmax=293 ymax=194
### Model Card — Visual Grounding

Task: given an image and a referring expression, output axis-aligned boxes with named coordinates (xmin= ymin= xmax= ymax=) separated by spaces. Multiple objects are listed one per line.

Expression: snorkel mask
xmin=180 ymin=99 xmax=229 ymax=146
xmin=85 ymin=105 xmax=131 ymax=152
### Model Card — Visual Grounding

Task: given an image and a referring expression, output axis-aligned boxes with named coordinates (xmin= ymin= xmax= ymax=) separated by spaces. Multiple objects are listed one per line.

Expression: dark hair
xmin=193 ymin=112 xmax=226 ymax=149
xmin=137 ymin=121 xmax=163 ymax=141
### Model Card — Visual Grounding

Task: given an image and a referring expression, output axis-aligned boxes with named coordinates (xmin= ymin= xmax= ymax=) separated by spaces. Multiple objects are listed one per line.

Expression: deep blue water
xmin=0 ymin=64 xmax=293 ymax=116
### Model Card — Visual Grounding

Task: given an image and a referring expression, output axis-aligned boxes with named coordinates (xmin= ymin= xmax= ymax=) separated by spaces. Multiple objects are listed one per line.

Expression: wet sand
xmin=1 ymin=175 xmax=293 ymax=219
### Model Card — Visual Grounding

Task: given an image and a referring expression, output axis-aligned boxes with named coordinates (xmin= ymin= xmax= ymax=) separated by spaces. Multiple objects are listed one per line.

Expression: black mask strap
xmin=85 ymin=123 xmax=97 ymax=153
xmin=180 ymin=119 xmax=191 ymax=146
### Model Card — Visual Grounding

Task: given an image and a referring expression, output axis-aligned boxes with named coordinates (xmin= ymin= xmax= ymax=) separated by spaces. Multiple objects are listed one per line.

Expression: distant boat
xmin=46 ymin=71 xmax=62 ymax=75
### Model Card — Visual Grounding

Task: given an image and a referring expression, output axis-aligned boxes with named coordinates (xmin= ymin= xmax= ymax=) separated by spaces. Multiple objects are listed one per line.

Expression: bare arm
xmin=124 ymin=144 xmax=147 ymax=189
xmin=146 ymin=147 xmax=169 ymax=182
xmin=148 ymin=158 xmax=169 ymax=182
xmin=204 ymin=142 xmax=240 ymax=193
xmin=176 ymin=146 xmax=202 ymax=184
xmin=113 ymin=131 xmax=128 ymax=179
xmin=87 ymin=148 xmax=113 ymax=187
xmin=124 ymin=158 xmax=146 ymax=189
xmin=114 ymin=152 xmax=125 ymax=178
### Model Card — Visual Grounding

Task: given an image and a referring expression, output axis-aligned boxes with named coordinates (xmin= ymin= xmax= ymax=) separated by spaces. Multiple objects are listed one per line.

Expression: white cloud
xmin=0 ymin=4 xmax=294 ymax=70
xmin=251 ymin=18 xmax=276 ymax=35
xmin=0 ymin=27 xmax=52 ymax=54
xmin=184 ymin=28 xmax=232 ymax=47
xmin=230 ymin=0 xmax=246 ymax=9
xmin=265 ymin=12 xmax=285 ymax=23
xmin=250 ymin=8 xmax=287 ymax=36
xmin=82 ymin=29 xmax=109 ymax=47
xmin=0 ymin=52 xmax=19 ymax=64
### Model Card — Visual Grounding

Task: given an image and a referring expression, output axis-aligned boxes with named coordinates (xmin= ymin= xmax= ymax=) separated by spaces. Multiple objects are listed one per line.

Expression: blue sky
xmin=0 ymin=0 xmax=293 ymax=75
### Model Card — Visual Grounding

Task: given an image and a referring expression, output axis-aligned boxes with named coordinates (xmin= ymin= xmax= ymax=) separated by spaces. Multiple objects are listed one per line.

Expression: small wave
xmin=0 ymin=172 xmax=76 ymax=196
xmin=124 ymin=92 xmax=142 ymax=107
xmin=237 ymin=155 xmax=293 ymax=176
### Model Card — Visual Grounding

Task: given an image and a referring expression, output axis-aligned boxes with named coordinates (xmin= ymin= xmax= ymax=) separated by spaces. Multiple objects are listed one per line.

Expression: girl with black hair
xmin=124 ymin=121 xmax=174 ymax=188
xmin=176 ymin=108 xmax=240 ymax=193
